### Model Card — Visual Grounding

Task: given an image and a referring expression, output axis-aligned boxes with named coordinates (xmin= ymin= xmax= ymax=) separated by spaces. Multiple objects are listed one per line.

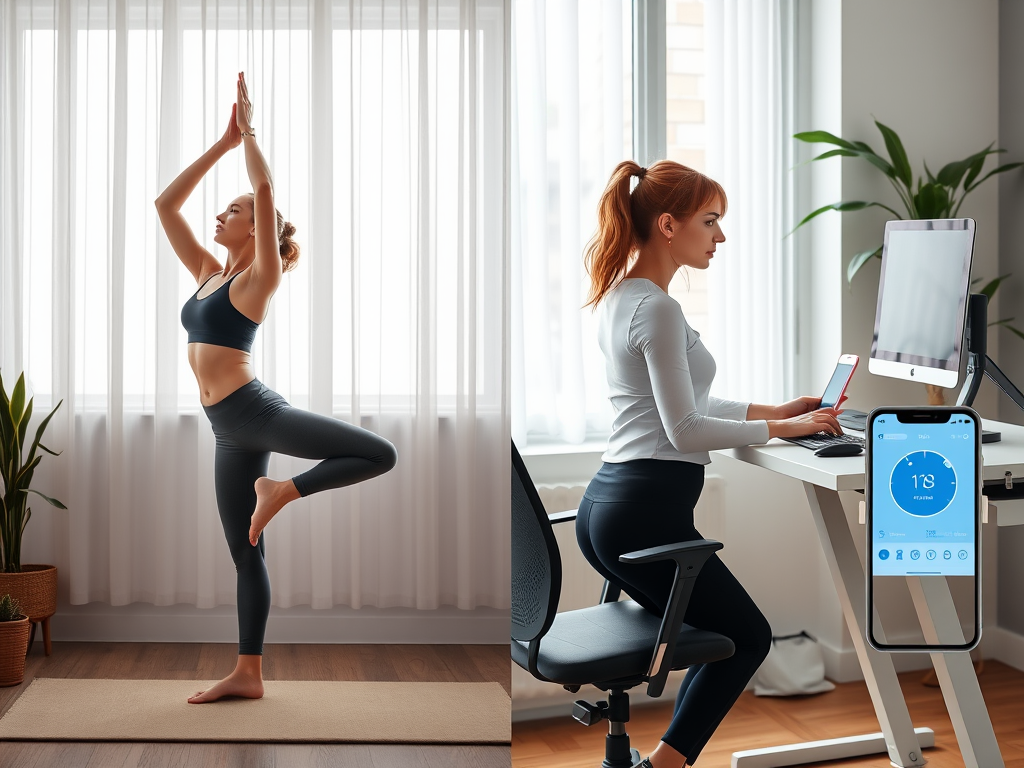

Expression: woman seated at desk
xmin=578 ymin=160 xmax=844 ymax=768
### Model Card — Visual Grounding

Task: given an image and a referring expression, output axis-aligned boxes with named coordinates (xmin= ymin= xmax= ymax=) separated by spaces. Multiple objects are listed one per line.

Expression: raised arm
xmin=154 ymin=105 xmax=240 ymax=283
xmin=235 ymin=72 xmax=282 ymax=291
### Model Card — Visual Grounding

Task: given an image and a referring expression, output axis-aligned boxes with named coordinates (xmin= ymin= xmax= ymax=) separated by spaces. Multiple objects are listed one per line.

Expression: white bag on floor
xmin=753 ymin=631 xmax=836 ymax=696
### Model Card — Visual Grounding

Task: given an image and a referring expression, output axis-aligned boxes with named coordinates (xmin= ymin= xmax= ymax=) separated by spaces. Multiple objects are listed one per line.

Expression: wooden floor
xmin=0 ymin=640 xmax=510 ymax=768
xmin=513 ymin=660 xmax=1024 ymax=767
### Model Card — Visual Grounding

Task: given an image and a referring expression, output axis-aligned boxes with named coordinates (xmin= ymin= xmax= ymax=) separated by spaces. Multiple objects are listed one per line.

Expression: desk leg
xmin=732 ymin=485 xmax=927 ymax=767
xmin=906 ymin=576 xmax=1003 ymax=768
xmin=802 ymin=484 xmax=926 ymax=767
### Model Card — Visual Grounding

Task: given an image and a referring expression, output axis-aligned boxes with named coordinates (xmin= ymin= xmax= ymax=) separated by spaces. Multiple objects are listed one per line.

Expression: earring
xmin=667 ymin=238 xmax=672 ymax=250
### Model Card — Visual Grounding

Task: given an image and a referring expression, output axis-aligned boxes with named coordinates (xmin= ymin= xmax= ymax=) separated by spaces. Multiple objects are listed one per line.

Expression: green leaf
xmin=10 ymin=373 xmax=25 ymax=436
xmin=859 ymin=151 xmax=898 ymax=180
xmin=16 ymin=398 xmax=32 ymax=456
xmin=989 ymin=318 xmax=1015 ymax=326
xmin=875 ymin=120 xmax=913 ymax=188
xmin=913 ymin=182 xmax=951 ymax=219
xmin=13 ymin=454 xmax=42 ymax=487
xmin=790 ymin=148 xmax=858 ymax=171
xmin=23 ymin=488 xmax=67 ymax=509
xmin=36 ymin=443 xmax=61 ymax=457
xmin=936 ymin=158 xmax=973 ymax=189
xmin=965 ymin=162 xmax=1024 ymax=192
xmin=788 ymin=201 xmax=901 ymax=236
xmin=962 ymin=154 xmax=989 ymax=191
xmin=976 ymin=274 xmax=1011 ymax=299
xmin=1005 ymin=325 xmax=1024 ymax=342
xmin=847 ymin=246 xmax=883 ymax=284
xmin=23 ymin=399 xmax=62 ymax=472
xmin=794 ymin=130 xmax=857 ymax=149
xmin=924 ymin=160 xmax=936 ymax=184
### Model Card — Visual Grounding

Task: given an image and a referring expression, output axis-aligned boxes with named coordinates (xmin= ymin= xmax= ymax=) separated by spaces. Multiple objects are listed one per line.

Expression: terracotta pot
xmin=0 ymin=565 xmax=57 ymax=622
xmin=0 ymin=614 xmax=31 ymax=686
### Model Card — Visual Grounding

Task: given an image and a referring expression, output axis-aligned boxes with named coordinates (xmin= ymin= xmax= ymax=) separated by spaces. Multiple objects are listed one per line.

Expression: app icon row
xmin=878 ymin=548 xmax=968 ymax=561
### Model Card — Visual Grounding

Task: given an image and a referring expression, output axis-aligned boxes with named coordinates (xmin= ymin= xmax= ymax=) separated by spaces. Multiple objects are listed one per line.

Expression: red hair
xmin=583 ymin=160 xmax=727 ymax=308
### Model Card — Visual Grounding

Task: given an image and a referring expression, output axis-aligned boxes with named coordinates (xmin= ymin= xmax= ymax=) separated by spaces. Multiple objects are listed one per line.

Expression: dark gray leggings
xmin=202 ymin=379 xmax=397 ymax=655
xmin=576 ymin=459 xmax=771 ymax=764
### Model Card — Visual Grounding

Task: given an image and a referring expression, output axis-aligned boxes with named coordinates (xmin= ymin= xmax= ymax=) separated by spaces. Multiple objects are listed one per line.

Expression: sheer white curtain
xmin=510 ymin=0 xmax=630 ymax=448
xmin=1 ymin=0 xmax=509 ymax=612
xmin=511 ymin=0 xmax=796 ymax=449
xmin=703 ymin=0 xmax=796 ymax=404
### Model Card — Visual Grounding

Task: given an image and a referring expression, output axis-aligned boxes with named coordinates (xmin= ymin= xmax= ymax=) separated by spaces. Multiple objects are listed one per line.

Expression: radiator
xmin=513 ymin=477 xmax=724 ymax=713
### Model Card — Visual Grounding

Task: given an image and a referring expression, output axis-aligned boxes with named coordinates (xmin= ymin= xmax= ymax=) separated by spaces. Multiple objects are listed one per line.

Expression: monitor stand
xmin=955 ymin=293 xmax=1024 ymax=444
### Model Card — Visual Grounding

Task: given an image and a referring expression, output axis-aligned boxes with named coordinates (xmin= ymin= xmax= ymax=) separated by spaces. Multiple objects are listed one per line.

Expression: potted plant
xmin=0 ymin=370 xmax=65 ymax=656
xmin=791 ymin=120 xmax=1024 ymax=404
xmin=0 ymin=593 xmax=31 ymax=686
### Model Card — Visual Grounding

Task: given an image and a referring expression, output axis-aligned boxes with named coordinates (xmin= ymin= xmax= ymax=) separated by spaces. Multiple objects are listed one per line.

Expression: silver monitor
xmin=869 ymin=219 xmax=975 ymax=389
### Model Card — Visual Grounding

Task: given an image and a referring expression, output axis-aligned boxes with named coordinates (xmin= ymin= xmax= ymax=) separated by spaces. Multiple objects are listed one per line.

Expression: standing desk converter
xmin=715 ymin=418 xmax=1024 ymax=768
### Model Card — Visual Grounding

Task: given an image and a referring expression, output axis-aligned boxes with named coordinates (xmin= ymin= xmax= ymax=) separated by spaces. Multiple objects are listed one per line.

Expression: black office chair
xmin=511 ymin=441 xmax=736 ymax=768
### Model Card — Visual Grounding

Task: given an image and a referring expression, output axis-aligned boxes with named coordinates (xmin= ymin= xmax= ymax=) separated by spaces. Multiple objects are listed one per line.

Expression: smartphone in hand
xmin=820 ymin=354 xmax=859 ymax=410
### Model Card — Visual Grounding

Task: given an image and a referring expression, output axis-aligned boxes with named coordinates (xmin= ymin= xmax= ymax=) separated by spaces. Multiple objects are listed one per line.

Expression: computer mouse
xmin=814 ymin=442 xmax=864 ymax=458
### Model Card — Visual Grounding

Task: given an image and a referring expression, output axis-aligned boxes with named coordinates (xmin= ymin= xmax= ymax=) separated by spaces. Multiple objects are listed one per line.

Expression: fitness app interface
xmin=872 ymin=414 xmax=976 ymax=577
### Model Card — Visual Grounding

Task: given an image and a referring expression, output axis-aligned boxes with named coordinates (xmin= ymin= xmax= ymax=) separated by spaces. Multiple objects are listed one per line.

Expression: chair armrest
xmin=619 ymin=539 xmax=723 ymax=565
xmin=548 ymin=509 xmax=578 ymax=524
xmin=619 ymin=538 xmax=723 ymax=698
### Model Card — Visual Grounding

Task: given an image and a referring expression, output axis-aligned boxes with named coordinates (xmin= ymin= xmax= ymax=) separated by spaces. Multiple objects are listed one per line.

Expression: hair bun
xmin=281 ymin=221 xmax=297 ymax=238
xmin=636 ymin=166 xmax=647 ymax=180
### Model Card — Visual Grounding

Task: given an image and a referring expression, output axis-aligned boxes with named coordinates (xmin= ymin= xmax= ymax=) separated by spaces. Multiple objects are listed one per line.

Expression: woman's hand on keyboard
xmin=767 ymin=408 xmax=843 ymax=439
xmin=773 ymin=394 xmax=848 ymax=419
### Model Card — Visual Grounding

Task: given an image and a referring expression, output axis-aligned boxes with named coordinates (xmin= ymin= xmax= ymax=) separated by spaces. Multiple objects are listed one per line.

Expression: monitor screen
xmin=869 ymin=219 xmax=975 ymax=389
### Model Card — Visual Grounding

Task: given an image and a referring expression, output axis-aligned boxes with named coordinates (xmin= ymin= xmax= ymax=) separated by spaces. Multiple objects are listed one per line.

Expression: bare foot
xmin=249 ymin=477 xmax=300 ymax=546
xmin=187 ymin=671 xmax=264 ymax=704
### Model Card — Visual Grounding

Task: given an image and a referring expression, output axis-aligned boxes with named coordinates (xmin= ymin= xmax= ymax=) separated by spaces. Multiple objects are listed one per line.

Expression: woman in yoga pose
xmin=579 ymin=160 xmax=844 ymax=767
xmin=156 ymin=73 xmax=397 ymax=704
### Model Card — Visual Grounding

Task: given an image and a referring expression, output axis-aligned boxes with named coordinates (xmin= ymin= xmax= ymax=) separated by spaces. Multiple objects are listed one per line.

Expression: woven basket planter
xmin=0 ymin=565 xmax=58 ymax=655
xmin=0 ymin=615 xmax=31 ymax=687
xmin=0 ymin=565 xmax=57 ymax=622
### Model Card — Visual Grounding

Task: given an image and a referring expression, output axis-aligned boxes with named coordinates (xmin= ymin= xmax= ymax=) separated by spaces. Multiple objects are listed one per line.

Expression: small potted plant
xmin=0 ymin=593 xmax=31 ymax=686
xmin=0 ymin=370 xmax=65 ymax=656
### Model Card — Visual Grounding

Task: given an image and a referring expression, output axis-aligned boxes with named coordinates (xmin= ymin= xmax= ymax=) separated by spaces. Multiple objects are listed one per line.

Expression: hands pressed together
xmin=218 ymin=72 xmax=255 ymax=150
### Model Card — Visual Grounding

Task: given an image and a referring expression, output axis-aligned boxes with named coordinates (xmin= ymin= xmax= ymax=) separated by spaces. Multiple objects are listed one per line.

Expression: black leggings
xmin=202 ymin=379 xmax=397 ymax=655
xmin=576 ymin=460 xmax=772 ymax=764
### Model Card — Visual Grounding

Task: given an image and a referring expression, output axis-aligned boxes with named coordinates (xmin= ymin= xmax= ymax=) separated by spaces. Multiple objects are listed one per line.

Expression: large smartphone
xmin=820 ymin=354 xmax=859 ymax=410
xmin=866 ymin=406 xmax=981 ymax=651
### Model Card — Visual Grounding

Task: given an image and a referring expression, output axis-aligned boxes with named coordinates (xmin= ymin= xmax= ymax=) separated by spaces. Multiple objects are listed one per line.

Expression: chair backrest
xmin=511 ymin=440 xmax=562 ymax=644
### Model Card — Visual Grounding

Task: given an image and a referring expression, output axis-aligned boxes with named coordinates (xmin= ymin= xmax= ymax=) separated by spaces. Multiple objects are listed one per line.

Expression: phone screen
xmin=868 ymin=408 xmax=980 ymax=650
xmin=820 ymin=362 xmax=855 ymax=409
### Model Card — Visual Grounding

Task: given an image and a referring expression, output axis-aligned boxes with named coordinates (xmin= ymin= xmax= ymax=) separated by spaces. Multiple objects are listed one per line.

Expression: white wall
xmin=839 ymin=0 xmax=1000 ymax=419
xmin=996 ymin=0 xmax=1024 ymax=636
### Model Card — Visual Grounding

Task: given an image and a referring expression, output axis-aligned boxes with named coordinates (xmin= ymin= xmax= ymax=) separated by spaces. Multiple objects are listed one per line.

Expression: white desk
xmin=716 ymin=418 xmax=1024 ymax=768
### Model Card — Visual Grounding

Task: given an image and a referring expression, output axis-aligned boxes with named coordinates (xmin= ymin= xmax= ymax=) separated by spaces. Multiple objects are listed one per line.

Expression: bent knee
xmin=372 ymin=438 xmax=398 ymax=474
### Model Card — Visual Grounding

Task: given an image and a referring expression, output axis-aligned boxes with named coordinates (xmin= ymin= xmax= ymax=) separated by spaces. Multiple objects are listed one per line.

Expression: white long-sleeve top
xmin=598 ymin=278 xmax=770 ymax=464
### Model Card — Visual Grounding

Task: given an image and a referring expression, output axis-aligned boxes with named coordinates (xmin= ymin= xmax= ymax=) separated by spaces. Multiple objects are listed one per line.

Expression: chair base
xmin=599 ymin=736 xmax=640 ymax=768
xmin=573 ymin=689 xmax=643 ymax=768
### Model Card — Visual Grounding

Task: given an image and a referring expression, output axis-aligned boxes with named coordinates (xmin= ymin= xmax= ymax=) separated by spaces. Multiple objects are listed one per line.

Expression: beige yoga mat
xmin=0 ymin=679 xmax=511 ymax=743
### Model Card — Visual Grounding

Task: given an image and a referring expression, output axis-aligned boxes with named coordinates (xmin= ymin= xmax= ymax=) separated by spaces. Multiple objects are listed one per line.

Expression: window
xmin=511 ymin=0 xmax=709 ymax=447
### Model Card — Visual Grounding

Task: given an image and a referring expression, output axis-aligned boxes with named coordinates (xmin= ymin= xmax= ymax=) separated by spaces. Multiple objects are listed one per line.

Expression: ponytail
xmin=583 ymin=160 xmax=644 ymax=309
xmin=583 ymin=160 xmax=727 ymax=309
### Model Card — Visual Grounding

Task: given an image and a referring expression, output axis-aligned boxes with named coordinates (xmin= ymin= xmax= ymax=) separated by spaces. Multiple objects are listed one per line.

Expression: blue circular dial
xmin=889 ymin=450 xmax=957 ymax=517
